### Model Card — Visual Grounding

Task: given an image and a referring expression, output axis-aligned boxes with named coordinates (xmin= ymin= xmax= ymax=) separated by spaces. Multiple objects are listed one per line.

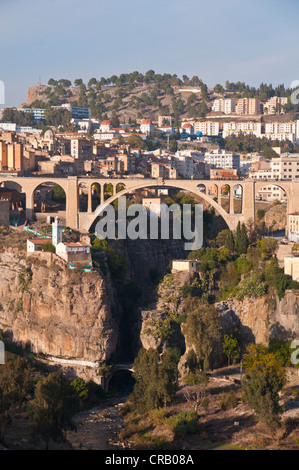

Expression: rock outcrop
xmin=217 ymin=290 xmax=299 ymax=346
xmin=0 ymin=249 xmax=118 ymax=363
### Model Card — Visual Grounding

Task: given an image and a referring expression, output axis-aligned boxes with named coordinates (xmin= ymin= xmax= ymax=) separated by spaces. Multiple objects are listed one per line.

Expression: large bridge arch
xmin=80 ymin=179 xmax=244 ymax=232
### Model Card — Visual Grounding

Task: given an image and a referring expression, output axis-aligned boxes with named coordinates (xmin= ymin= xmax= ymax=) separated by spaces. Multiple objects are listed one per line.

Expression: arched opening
xmin=207 ymin=183 xmax=218 ymax=203
xmin=33 ymin=182 xmax=66 ymax=219
xmin=104 ymin=182 xmax=114 ymax=200
xmin=233 ymin=184 xmax=243 ymax=214
xmin=196 ymin=183 xmax=206 ymax=194
xmin=108 ymin=370 xmax=135 ymax=397
xmin=78 ymin=182 xmax=89 ymax=212
xmin=116 ymin=182 xmax=126 ymax=194
xmin=0 ymin=181 xmax=26 ymax=226
xmin=91 ymin=182 xmax=102 ymax=211
xmin=255 ymin=184 xmax=287 ymax=237
xmin=220 ymin=184 xmax=231 ymax=213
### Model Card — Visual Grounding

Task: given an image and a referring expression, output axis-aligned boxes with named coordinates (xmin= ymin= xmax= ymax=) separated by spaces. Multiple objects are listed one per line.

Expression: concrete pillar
xmin=66 ymin=177 xmax=79 ymax=230
xmin=242 ymin=181 xmax=256 ymax=227
xmin=229 ymin=186 xmax=234 ymax=214
xmin=25 ymin=189 xmax=34 ymax=220
xmin=100 ymin=184 xmax=105 ymax=204
xmin=87 ymin=184 xmax=93 ymax=213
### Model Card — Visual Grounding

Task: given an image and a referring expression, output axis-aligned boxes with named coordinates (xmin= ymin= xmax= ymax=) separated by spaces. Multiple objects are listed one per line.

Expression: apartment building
xmin=236 ymin=98 xmax=261 ymax=115
xmin=264 ymin=121 xmax=298 ymax=145
xmin=212 ymin=99 xmax=236 ymax=114
xmin=222 ymin=121 xmax=262 ymax=138
xmin=249 ymin=154 xmax=299 ymax=181
xmin=264 ymin=96 xmax=288 ymax=114
xmin=204 ymin=149 xmax=240 ymax=170
xmin=193 ymin=121 xmax=220 ymax=136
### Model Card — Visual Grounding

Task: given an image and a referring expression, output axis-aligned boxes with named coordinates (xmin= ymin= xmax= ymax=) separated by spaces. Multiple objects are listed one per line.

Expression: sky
xmin=1 ymin=0 xmax=299 ymax=107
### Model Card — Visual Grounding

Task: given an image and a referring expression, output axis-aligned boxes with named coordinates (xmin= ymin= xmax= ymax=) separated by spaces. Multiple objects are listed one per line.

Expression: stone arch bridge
xmin=0 ymin=176 xmax=297 ymax=232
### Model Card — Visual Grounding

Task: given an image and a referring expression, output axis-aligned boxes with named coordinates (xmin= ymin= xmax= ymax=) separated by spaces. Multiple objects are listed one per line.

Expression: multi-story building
xmin=236 ymin=98 xmax=261 ymax=115
xmin=59 ymin=104 xmax=91 ymax=120
xmin=264 ymin=96 xmax=288 ymax=115
xmin=204 ymin=149 xmax=240 ymax=170
xmin=249 ymin=154 xmax=299 ymax=181
xmin=21 ymin=108 xmax=46 ymax=121
xmin=264 ymin=121 xmax=298 ymax=144
xmin=151 ymin=162 xmax=178 ymax=179
xmin=222 ymin=121 xmax=262 ymax=138
xmin=193 ymin=121 xmax=220 ymax=136
xmin=212 ymin=99 xmax=236 ymax=114
xmin=70 ymin=137 xmax=93 ymax=160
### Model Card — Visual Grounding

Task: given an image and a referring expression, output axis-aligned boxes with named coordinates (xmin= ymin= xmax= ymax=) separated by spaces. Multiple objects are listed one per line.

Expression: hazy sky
xmin=1 ymin=0 xmax=299 ymax=106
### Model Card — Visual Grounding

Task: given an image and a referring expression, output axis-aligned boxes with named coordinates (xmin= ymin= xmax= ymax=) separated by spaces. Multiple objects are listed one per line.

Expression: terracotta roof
xmin=101 ymin=120 xmax=111 ymax=125
xmin=141 ymin=119 xmax=151 ymax=125
xmin=66 ymin=242 xmax=90 ymax=247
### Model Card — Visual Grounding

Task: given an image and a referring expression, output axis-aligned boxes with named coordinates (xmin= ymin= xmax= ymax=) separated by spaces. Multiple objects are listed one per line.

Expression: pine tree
xmin=240 ymin=223 xmax=249 ymax=254
xmin=225 ymin=230 xmax=235 ymax=252
xmin=235 ymin=222 xmax=242 ymax=254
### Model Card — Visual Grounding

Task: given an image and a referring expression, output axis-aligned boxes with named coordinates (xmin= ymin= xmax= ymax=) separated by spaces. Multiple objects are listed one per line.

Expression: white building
xmin=55 ymin=241 xmax=91 ymax=263
xmin=193 ymin=121 xmax=220 ymax=136
xmin=140 ymin=119 xmax=154 ymax=135
xmin=204 ymin=149 xmax=240 ymax=170
xmin=27 ymin=238 xmax=52 ymax=253
xmin=223 ymin=122 xmax=262 ymax=138
xmin=212 ymin=99 xmax=236 ymax=114
xmin=249 ymin=154 xmax=299 ymax=181
xmin=99 ymin=120 xmax=112 ymax=133
xmin=181 ymin=123 xmax=194 ymax=135
xmin=264 ymin=121 xmax=299 ymax=145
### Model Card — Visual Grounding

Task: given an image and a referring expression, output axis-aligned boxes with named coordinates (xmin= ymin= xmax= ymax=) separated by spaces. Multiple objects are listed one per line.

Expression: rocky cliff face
xmin=0 ymin=249 xmax=118 ymax=363
xmin=217 ymin=290 xmax=299 ymax=346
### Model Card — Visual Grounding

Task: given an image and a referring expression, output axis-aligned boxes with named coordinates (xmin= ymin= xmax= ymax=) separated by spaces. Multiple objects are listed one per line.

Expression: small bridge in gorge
xmin=0 ymin=175 xmax=298 ymax=232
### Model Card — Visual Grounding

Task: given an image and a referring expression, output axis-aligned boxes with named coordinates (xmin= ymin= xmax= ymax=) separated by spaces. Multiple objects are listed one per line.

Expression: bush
xmin=235 ymin=272 xmax=266 ymax=300
xmin=219 ymin=390 xmax=239 ymax=410
xmin=164 ymin=411 xmax=199 ymax=437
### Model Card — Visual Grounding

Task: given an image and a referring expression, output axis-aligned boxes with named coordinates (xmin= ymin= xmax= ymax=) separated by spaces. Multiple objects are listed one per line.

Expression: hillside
xmin=22 ymin=73 xmax=296 ymax=125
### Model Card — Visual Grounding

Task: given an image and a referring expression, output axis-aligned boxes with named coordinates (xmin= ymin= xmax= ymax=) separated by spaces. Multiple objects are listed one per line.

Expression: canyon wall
xmin=0 ymin=249 xmax=118 ymax=364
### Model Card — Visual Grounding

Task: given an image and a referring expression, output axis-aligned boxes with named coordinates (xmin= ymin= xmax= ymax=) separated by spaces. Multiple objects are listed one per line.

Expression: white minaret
xmin=52 ymin=216 xmax=63 ymax=247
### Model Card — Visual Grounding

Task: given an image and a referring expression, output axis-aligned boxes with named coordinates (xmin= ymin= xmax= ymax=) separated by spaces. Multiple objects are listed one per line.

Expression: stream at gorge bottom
xmin=67 ymin=371 xmax=135 ymax=450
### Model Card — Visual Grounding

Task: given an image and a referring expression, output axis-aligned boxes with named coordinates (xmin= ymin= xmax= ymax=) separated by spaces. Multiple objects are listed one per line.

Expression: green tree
xmin=52 ymin=184 xmax=66 ymax=203
xmin=242 ymin=345 xmax=287 ymax=435
xmin=184 ymin=298 xmax=222 ymax=371
xmin=0 ymin=357 xmax=33 ymax=441
xmin=29 ymin=373 xmax=78 ymax=449
xmin=225 ymin=230 xmax=235 ymax=251
xmin=131 ymin=348 xmax=179 ymax=410
xmin=223 ymin=334 xmax=241 ymax=365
